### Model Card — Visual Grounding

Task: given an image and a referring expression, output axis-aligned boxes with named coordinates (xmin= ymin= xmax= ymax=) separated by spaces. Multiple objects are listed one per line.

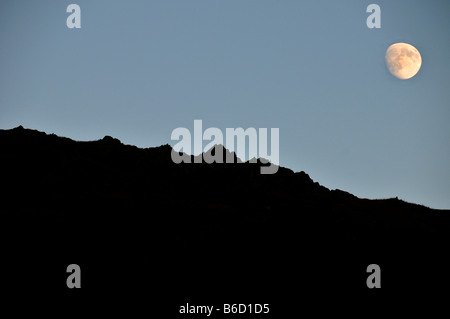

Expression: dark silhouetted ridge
xmin=1 ymin=126 xmax=449 ymax=311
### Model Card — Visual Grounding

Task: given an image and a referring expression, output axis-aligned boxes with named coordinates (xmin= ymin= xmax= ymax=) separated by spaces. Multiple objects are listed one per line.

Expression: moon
xmin=385 ymin=43 xmax=422 ymax=80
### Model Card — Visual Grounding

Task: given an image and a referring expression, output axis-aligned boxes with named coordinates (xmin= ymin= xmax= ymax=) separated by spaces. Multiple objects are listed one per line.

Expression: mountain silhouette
xmin=2 ymin=126 xmax=449 ymax=314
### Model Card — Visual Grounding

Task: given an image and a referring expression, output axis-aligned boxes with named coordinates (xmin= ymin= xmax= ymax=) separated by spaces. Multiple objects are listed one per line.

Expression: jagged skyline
xmin=2 ymin=125 xmax=449 ymax=301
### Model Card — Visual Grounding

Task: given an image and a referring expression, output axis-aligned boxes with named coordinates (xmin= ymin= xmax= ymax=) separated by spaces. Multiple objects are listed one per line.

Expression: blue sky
xmin=1 ymin=1 xmax=449 ymax=208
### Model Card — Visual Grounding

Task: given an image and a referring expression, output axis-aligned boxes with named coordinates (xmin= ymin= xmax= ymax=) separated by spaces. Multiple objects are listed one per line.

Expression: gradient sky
xmin=1 ymin=1 xmax=449 ymax=209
